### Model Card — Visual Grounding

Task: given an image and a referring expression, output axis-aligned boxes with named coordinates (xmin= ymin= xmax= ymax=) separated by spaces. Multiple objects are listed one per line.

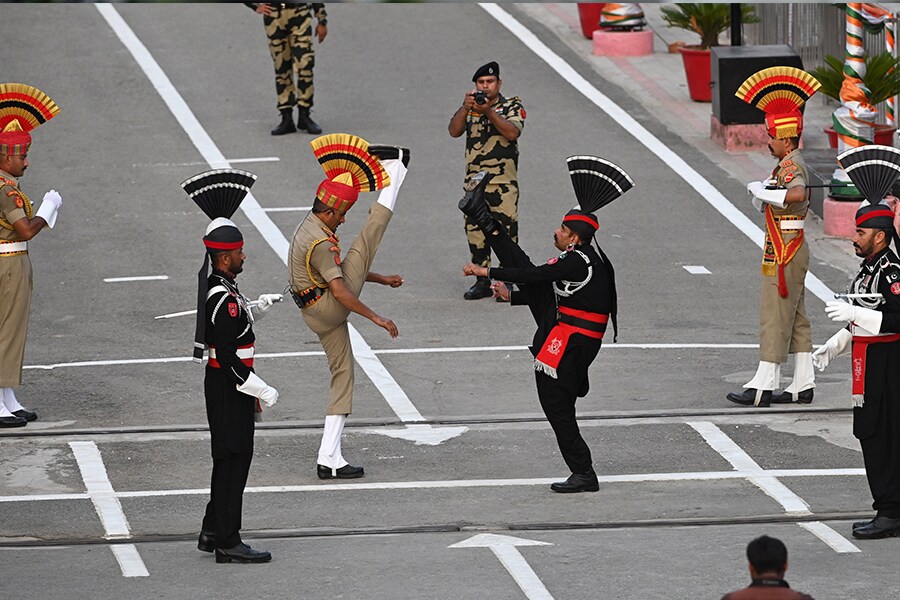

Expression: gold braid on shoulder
xmin=0 ymin=178 xmax=32 ymax=230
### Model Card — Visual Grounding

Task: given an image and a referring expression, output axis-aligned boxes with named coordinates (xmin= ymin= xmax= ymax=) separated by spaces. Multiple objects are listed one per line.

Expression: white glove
xmin=35 ymin=189 xmax=62 ymax=228
xmin=236 ymin=371 xmax=279 ymax=407
xmin=747 ymin=180 xmax=786 ymax=209
xmin=382 ymin=149 xmax=408 ymax=190
xmin=252 ymin=293 xmax=283 ymax=320
xmin=812 ymin=328 xmax=852 ymax=371
xmin=825 ymin=300 xmax=883 ymax=334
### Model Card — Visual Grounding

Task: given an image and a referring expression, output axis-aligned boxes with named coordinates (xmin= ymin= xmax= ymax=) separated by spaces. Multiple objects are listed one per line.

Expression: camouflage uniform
xmin=258 ymin=3 xmax=326 ymax=111
xmin=463 ymin=94 xmax=525 ymax=267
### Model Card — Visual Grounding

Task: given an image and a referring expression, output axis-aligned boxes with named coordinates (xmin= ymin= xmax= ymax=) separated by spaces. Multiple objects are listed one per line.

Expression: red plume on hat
xmin=0 ymin=83 xmax=60 ymax=156
xmin=735 ymin=67 xmax=820 ymax=139
xmin=309 ymin=134 xmax=391 ymax=213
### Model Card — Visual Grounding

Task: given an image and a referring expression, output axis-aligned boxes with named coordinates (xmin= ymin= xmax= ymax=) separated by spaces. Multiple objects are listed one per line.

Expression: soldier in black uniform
xmin=185 ymin=169 xmax=280 ymax=563
xmin=460 ymin=156 xmax=632 ymax=493
xmin=814 ymin=145 xmax=900 ymax=539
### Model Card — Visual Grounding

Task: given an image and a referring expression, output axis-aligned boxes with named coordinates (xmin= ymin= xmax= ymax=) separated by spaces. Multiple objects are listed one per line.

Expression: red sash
xmin=207 ymin=343 xmax=255 ymax=369
xmin=764 ymin=205 xmax=805 ymax=298
xmin=851 ymin=333 xmax=900 ymax=404
xmin=534 ymin=307 xmax=607 ymax=378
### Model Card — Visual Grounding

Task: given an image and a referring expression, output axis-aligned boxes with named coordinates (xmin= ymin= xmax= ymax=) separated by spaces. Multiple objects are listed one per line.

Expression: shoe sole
xmin=215 ymin=555 xmax=272 ymax=563
xmin=550 ymin=485 xmax=600 ymax=493
xmin=316 ymin=471 xmax=365 ymax=480
xmin=0 ymin=421 xmax=27 ymax=428
xmin=852 ymin=528 xmax=900 ymax=540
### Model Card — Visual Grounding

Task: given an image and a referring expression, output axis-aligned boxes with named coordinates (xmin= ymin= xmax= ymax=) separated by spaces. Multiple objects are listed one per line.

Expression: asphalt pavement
xmin=1 ymin=4 xmax=896 ymax=599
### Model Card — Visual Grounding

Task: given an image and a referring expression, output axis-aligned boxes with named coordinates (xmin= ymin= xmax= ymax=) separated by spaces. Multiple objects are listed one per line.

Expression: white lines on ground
xmin=0 ymin=467 xmax=866 ymax=503
xmin=687 ymin=421 xmax=860 ymax=553
xmin=262 ymin=206 xmax=312 ymax=212
xmin=132 ymin=157 xmax=280 ymax=168
xmin=683 ymin=266 xmax=711 ymax=275
xmin=480 ymin=4 xmax=835 ymax=305
xmin=69 ymin=442 xmax=148 ymax=577
xmin=23 ymin=343 xmax=764 ymax=371
xmin=103 ymin=275 xmax=169 ymax=283
xmin=798 ymin=521 xmax=862 ymax=554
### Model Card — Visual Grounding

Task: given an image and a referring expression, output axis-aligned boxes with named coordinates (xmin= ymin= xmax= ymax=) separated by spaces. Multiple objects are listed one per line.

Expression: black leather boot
xmin=297 ymin=107 xmax=322 ymax=134
xmin=550 ymin=470 xmax=600 ymax=493
xmin=458 ymin=171 xmax=497 ymax=235
xmin=726 ymin=388 xmax=772 ymax=407
xmin=464 ymin=276 xmax=493 ymax=300
xmin=271 ymin=108 xmax=296 ymax=136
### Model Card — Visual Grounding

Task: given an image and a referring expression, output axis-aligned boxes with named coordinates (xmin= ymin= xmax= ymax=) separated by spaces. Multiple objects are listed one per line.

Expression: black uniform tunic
xmin=487 ymin=227 xmax=615 ymax=474
xmin=849 ymin=247 xmax=900 ymax=515
xmin=200 ymin=270 xmax=258 ymax=549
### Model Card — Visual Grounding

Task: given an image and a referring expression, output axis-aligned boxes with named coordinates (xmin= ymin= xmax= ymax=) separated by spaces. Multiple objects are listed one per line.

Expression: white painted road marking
xmin=683 ymin=266 xmax=711 ymax=275
xmin=23 ymin=343 xmax=767 ymax=371
xmin=103 ymin=275 xmax=169 ymax=283
xmin=480 ymin=3 xmax=835 ymax=305
xmin=69 ymin=441 xmax=149 ymax=577
xmin=688 ymin=421 xmax=860 ymax=553
xmin=0 ymin=467 xmax=866 ymax=503
xmin=798 ymin=521 xmax=862 ymax=554
xmin=450 ymin=534 xmax=554 ymax=600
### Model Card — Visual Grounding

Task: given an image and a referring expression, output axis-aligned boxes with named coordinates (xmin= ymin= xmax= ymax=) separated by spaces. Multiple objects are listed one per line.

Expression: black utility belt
xmin=291 ymin=285 xmax=324 ymax=308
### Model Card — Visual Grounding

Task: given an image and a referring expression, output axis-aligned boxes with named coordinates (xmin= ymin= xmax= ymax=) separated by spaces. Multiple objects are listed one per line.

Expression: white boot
xmin=780 ymin=352 xmax=815 ymax=402
xmin=0 ymin=389 xmax=16 ymax=418
xmin=744 ymin=361 xmax=781 ymax=391
xmin=317 ymin=414 xmax=349 ymax=473
xmin=1 ymin=387 xmax=26 ymax=413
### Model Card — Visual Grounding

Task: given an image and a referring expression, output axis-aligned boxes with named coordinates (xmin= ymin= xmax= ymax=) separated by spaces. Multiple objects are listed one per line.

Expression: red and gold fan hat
xmin=735 ymin=67 xmax=820 ymax=139
xmin=310 ymin=133 xmax=390 ymax=213
xmin=0 ymin=83 xmax=60 ymax=156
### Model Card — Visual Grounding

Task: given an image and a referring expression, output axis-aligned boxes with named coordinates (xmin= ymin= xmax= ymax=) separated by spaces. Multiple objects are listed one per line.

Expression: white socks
xmin=783 ymin=352 xmax=816 ymax=395
xmin=376 ymin=154 xmax=408 ymax=212
xmin=317 ymin=414 xmax=349 ymax=470
xmin=744 ymin=361 xmax=780 ymax=391
xmin=0 ymin=387 xmax=24 ymax=414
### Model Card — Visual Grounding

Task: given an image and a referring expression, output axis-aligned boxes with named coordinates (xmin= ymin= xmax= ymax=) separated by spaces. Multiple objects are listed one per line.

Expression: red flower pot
xmin=823 ymin=124 xmax=896 ymax=149
xmin=678 ymin=47 xmax=712 ymax=102
xmin=577 ymin=3 xmax=606 ymax=40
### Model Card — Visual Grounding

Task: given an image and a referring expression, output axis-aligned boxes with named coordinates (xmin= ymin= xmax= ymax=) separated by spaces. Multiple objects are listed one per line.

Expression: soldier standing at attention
xmin=0 ymin=84 xmax=61 ymax=428
xmin=185 ymin=169 xmax=281 ymax=563
xmin=449 ymin=61 xmax=526 ymax=300
xmin=246 ymin=3 xmax=327 ymax=136
xmin=728 ymin=67 xmax=821 ymax=408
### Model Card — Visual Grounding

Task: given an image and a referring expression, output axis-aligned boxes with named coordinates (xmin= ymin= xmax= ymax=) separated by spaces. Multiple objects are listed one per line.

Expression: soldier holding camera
xmin=449 ymin=61 xmax=526 ymax=300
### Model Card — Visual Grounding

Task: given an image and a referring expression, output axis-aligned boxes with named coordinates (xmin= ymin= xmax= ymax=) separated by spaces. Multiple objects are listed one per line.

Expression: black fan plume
xmin=837 ymin=145 xmax=900 ymax=204
xmin=566 ymin=156 xmax=634 ymax=213
xmin=181 ymin=168 xmax=258 ymax=220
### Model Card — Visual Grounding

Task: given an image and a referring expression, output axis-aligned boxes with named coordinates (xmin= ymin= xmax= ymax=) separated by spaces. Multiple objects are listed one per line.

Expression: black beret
xmin=472 ymin=61 xmax=500 ymax=82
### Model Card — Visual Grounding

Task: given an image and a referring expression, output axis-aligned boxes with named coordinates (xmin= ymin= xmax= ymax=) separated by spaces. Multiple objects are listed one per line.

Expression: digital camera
xmin=473 ymin=90 xmax=488 ymax=105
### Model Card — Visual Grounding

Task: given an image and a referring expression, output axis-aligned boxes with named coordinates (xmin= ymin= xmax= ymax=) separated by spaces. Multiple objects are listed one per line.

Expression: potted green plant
xmin=661 ymin=3 xmax=758 ymax=102
xmin=810 ymin=51 xmax=900 ymax=147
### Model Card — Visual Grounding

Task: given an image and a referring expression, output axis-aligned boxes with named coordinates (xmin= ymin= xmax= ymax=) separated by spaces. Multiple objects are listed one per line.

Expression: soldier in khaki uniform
xmin=288 ymin=134 xmax=409 ymax=479
xmin=246 ymin=3 xmax=327 ymax=136
xmin=449 ymin=61 xmax=526 ymax=300
xmin=0 ymin=84 xmax=61 ymax=427
xmin=728 ymin=67 xmax=821 ymax=407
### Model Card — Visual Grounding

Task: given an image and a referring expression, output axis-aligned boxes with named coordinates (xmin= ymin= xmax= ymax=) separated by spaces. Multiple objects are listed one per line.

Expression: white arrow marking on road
xmin=97 ymin=4 xmax=465 ymax=446
xmin=450 ymin=534 xmax=554 ymax=600
xmin=349 ymin=326 xmax=468 ymax=444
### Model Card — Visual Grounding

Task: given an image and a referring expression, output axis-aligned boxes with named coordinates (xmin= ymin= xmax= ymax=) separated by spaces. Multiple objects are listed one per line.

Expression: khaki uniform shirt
xmin=0 ymin=169 xmax=30 ymax=241
xmin=289 ymin=212 xmax=342 ymax=294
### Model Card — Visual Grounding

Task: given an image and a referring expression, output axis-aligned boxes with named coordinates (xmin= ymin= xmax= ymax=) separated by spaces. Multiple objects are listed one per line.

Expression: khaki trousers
xmin=302 ymin=204 xmax=392 ymax=415
xmin=0 ymin=254 xmax=33 ymax=387
xmin=759 ymin=239 xmax=812 ymax=364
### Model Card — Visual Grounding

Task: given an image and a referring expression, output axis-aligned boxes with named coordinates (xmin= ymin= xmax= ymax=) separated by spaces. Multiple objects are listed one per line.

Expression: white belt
xmin=780 ymin=220 xmax=804 ymax=231
xmin=208 ymin=346 xmax=255 ymax=360
xmin=0 ymin=240 xmax=27 ymax=254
